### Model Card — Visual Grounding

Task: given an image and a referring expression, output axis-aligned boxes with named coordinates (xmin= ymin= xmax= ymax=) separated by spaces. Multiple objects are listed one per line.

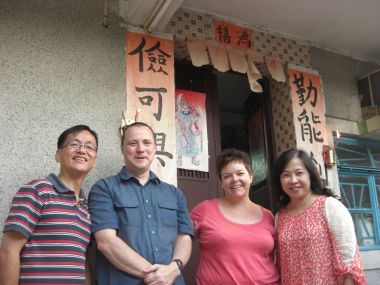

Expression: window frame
xmin=335 ymin=136 xmax=380 ymax=250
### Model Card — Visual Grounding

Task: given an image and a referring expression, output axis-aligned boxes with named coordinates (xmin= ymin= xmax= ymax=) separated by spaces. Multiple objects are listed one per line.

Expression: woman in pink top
xmin=190 ymin=148 xmax=280 ymax=285
xmin=273 ymin=148 xmax=366 ymax=285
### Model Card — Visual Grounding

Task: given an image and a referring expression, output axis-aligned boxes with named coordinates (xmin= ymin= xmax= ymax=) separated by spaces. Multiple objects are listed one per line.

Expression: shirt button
xmin=148 ymin=214 xmax=151 ymax=219
xmin=155 ymin=248 xmax=159 ymax=252
xmin=145 ymin=199 xmax=149 ymax=203
xmin=152 ymin=230 xmax=155 ymax=234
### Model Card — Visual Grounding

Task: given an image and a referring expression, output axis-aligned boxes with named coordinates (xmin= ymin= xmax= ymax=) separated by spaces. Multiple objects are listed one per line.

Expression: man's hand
xmin=143 ymin=262 xmax=180 ymax=285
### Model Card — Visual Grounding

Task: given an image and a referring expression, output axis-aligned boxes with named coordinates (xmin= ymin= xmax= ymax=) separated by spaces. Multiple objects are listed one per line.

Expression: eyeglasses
xmin=63 ymin=142 xmax=97 ymax=153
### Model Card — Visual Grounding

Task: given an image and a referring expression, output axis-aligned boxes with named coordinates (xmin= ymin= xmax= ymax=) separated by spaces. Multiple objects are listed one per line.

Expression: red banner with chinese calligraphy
xmin=126 ymin=31 xmax=176 ymax=184
xmin=175 ymin=89 xmax=208 ymax=172
xmin=288 ymin=67 xmax=329 ymax=179
xmin=213 ymin=19 xmax=253 ymax=50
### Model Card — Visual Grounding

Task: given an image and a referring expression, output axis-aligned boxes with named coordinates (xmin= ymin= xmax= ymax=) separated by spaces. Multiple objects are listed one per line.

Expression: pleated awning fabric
xmin=226 ymin=47 xmax=248 ymax=74
xmin=206 ymin=41 xmax=230 ymax=72
xmin=265 ymin=56 xmax=286 ymax=83
xmin=185 ymin=39 xmax=285 ymax=92
xmin=186 ymin=38 xmax=209 ymax=67
xmin=247 ymin=53 xmax=263 ymax=93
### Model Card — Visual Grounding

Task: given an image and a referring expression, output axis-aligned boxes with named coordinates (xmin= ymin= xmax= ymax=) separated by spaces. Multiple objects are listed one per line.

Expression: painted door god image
xmin=175 ymin=89 xmax=209 ymax=172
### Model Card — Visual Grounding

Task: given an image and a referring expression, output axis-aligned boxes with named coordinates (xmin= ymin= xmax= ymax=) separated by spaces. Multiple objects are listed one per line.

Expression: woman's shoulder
xmin=191 ymin=199 xmax=217 ymax=214
xmin=196 ymin=198 xmax=217 ymax=208
xmin=324 ymin=196 xmax=351 ymax=219
xmin=260 ymin=206 xmax=274 ymax=218
xmin=325 ymin=195 xmax=342 ymax=205
xmin=190 ymin=199 xmax=219 ymax=229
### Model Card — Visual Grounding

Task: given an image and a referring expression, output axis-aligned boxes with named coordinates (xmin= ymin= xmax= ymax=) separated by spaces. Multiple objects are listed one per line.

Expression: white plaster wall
xmin=361 ymin=250 xmax=380 ymax=285
xmin=0 ymin=0 xmax=125 ymax=232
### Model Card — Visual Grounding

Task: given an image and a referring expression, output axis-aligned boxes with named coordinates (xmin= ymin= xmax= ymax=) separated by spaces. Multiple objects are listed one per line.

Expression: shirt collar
xmin=119 ymin=167 xmax=160 ymax=184
xmin=46 ymin=173 xmax=85 ymax=197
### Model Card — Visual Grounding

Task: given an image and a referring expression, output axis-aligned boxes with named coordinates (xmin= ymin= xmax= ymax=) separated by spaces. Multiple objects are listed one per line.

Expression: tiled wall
xmin=270 ymin=80 xmax=297 ymax=157
xmin=168 ymin=8 xmax=311 ymax=68
xmin=168 ymin=8 xmax=307 ymax=157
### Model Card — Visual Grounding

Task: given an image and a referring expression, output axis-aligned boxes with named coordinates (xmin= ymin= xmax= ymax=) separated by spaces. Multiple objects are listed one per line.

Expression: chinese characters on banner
xmin=126 ymin=32 xmax=176 ymax=184
xmin=175 ymin=89 xmax=209 ymax=172
xmin=288 ymin=68 xmax=329 ymax=179
xmin=213 ymin=19 xmax=253 ymax=50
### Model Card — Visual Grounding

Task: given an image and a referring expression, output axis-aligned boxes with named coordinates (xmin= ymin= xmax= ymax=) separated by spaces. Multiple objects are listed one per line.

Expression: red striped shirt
xmin=3 ymin=174 xmax=91 ymax=285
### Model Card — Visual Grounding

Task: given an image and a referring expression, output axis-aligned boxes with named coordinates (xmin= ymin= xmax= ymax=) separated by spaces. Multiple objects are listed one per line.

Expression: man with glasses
xmin=0 ymin=125 xmax=98 ymax=285
xmin=88 ymin=122 xmax=193 ymax=285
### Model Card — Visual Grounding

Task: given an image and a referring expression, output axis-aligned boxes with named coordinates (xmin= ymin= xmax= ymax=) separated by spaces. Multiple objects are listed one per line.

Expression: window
xmin=336 ymin=136 xmax=380 ymax=250
xmin=358 ymin=68 xmax=380 ymax=108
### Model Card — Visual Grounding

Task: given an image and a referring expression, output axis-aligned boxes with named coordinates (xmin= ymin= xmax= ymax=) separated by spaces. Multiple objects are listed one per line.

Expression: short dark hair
xmin=120 ymin=122 xmax=155 ymax=146
xmin=57 ymin=125 xmax=98 ymax=149
xmin=273 ymin=148 xmax=335 ymax=209
xmin=216 ymin=148 xmax=253 ymax=179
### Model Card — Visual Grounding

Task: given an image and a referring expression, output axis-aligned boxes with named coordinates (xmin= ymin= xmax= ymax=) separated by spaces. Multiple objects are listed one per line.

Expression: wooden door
xmin=175 ymin=62 xmax=221 ymax=284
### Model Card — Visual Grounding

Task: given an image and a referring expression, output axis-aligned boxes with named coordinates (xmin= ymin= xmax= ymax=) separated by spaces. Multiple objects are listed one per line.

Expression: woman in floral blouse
xmin=273 ymin=148 xmax=366 ymax=285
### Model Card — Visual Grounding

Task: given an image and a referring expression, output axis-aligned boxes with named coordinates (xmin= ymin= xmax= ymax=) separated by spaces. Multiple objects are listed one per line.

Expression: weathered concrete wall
xmin=310 ymin=47 xmax=379 ymax=134
xmin=0 ymin=0 xmax=125 ymax=230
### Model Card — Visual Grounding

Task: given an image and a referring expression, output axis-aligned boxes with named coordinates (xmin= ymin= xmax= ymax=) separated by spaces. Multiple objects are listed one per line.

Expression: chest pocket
xmin=157 ymin=200 xmax=178 ymax=226
xmin=114 ymin=198 xmax=141 ymax=226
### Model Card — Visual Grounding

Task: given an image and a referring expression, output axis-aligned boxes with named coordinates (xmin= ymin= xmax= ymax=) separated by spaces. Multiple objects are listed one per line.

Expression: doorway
xmin=175 ymin=61 xmax=275 ymax=284
xmin=215 ymin=69 xmax=275 ymax=210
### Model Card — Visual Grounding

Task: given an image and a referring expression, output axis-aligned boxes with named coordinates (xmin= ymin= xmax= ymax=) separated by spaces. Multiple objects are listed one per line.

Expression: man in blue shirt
xmin=89 ymin=122 xmax=193 ymax=285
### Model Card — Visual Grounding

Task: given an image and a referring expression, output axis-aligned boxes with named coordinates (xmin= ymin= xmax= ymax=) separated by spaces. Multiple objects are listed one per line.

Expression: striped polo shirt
xmin=3 ymin=173 xmax=91 ymax=285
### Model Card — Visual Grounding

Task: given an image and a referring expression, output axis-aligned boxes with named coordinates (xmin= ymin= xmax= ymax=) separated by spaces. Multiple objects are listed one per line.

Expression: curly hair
xmin=216 ymin=148 xmax=253 ymax=179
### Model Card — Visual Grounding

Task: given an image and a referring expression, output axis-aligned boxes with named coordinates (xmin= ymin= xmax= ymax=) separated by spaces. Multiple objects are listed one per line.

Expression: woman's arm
xmin=325 ymin=197 xmax=356 ymax=265
xmin=325 ymin=197 xmax=366 ymax=284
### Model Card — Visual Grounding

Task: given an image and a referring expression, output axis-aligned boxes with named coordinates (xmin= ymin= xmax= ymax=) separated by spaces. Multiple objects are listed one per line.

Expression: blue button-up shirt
xmin=89 ymin=167 xmax=193 ymax=285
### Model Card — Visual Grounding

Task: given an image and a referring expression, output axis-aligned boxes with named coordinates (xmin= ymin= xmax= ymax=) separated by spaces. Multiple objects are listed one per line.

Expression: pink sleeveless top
xmin=191 ymin=199 xmax=280 ymax=285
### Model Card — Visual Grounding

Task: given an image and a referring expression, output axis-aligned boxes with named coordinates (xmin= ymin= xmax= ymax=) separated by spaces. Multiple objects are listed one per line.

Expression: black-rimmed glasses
xmin=63 ymin=142 xmax=97 ymax=153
